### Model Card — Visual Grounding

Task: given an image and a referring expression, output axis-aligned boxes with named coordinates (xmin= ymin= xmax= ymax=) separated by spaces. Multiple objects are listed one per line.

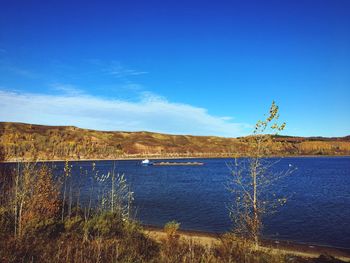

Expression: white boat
xmin=141 ymin=159 xmax=152 ymax=166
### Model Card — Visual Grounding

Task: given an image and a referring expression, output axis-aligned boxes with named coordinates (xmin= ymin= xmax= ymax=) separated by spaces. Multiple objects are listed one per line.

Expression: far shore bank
xmin=143 ymin=225 xmax=350 ymax=261
xmin=1 ymin=154 xmax=350 ymax=164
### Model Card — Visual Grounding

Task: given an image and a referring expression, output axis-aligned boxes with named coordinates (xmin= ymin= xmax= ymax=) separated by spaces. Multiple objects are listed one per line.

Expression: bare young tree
xmin=99 ymin=161 xmax=134 ymax=220
xmin=13 ymin=162 xmax=35 ymax=237
xmin=228 ymin=101 xmax=295 ymax=247
xmin=61 ymin=160 xmax=72 ymax=221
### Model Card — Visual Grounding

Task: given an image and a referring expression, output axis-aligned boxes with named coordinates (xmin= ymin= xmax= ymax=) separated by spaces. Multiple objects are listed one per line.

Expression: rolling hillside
xmin=0 ymin=122 xmax=349 ymax=161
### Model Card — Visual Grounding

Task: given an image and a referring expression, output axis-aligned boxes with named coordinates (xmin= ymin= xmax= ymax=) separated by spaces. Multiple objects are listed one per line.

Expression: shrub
xmin=164 ymin=220 xmax=180 ymax=240
xmin=84 ymin=211 xmax=124 ymax=240
xmin=122 ymin=219 xmax=142 ymax=237
xmin=22 ymin=218 xmax=64 ymax=239
xmin=64 ymin=215 xmax=84 ymax=235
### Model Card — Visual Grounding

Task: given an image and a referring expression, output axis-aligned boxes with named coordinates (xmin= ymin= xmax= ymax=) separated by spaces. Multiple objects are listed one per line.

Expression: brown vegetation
xmin=1 ymin=122 xmax=350 ymax=162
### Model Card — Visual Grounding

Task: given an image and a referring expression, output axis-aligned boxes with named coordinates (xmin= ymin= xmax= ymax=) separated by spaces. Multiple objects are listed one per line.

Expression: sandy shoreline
xmin=143 ymin=225 xmax=350 ymax=261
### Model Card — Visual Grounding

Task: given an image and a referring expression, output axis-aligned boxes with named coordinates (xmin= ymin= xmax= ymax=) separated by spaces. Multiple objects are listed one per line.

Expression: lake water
xmin=3 ymin=157 xmax=350 ymax=248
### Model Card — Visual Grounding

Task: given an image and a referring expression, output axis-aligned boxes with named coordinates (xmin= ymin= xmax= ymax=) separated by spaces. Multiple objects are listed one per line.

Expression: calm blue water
xmin=4 ymin=157 xmax=350 ymax=248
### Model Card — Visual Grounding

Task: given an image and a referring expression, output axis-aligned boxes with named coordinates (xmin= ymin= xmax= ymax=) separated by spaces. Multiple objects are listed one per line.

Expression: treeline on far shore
xmin=1 ymin=122 xmax=350 ymax=162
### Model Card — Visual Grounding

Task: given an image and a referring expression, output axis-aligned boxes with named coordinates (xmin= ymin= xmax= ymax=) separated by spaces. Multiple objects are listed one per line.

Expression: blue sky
xmin=0 ymin=0 xmax=349 ymax=137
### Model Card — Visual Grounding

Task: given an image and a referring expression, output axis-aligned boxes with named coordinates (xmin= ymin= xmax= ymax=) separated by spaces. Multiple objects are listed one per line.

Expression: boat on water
xmin=141 ymin=159 xmax=153 ymax=166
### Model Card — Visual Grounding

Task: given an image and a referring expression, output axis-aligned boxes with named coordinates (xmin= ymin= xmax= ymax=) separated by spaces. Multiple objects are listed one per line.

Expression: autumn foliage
xmin=1 ymin=122 xmax=350 ymax=162
xmin=21 ymin=166 xmax=60 ymax=230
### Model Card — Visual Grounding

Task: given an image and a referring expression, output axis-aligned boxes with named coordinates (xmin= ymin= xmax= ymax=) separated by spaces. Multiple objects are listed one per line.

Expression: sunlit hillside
xmin=1 ymin=122 xmax=349 ymax=161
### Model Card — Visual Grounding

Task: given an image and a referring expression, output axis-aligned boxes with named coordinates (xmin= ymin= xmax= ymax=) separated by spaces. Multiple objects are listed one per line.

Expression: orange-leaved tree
xmin=21 ymin=165 xmax=61 ymax=233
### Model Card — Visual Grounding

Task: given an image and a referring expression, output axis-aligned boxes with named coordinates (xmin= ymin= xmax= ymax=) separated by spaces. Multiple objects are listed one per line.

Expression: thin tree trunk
xmin=68 ymin=177 xmax=72 ymax=218
xmin=18 ymin=199 xmax=23 ymax=236
xmin=111 ymin=161 xmax=116 ymax=212
xmin=252 ymin=159 xmax=259 ymax=247
xmin=14 ymin=162 xmax=19 ymax=237
xmin=61 ymin=176 xmax=66 ymax=221
xmin=252 ymin=136 xmax=262 ymax=247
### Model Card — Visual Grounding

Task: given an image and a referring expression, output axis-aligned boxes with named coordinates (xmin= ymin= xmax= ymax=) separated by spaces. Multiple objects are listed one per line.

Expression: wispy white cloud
xmin=50 ymin=83 xmax=84 ymax=96
xmin=102 ymin=61 xmax=148 ymax=78
xmin=0 ymin=90 xmax=250 ymax=137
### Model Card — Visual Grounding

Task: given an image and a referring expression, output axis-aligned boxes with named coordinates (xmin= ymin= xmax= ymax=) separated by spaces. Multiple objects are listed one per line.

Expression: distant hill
xmin=0 ymin=122 xmax=349 ymax=161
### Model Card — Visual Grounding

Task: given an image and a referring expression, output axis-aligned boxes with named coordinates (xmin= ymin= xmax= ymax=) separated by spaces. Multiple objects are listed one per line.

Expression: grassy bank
xmin=1 ymin=211 xmax=349 ymax=262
